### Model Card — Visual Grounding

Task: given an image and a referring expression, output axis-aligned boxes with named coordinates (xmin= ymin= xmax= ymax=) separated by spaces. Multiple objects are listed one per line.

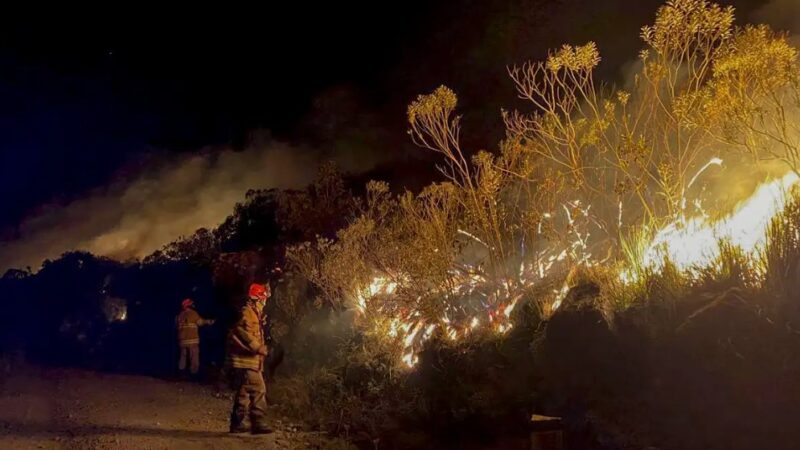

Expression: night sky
xmin=0 ymin=0 xmax=775 ymax=270
xmin=0 ymin=3 xmax=433 ymax=232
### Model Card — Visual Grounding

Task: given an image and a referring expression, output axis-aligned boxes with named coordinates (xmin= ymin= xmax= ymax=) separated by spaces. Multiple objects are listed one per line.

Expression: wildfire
xmin=355 ymin=274 xmax=523 ymax=368
xmin=353 ymin=228 xmax=583 ymax=368
xmin=624 ymin=170 xmax=800 ymax=281
xmin=353 ymin=160 xmax=800 ymax=369
xmin=352 ymin=197 xmax=597 ymax=367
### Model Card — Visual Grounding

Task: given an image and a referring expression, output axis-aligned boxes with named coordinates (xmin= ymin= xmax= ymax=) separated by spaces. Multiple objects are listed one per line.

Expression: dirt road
xmin=0 ymin=365 xmax=330 ymax=450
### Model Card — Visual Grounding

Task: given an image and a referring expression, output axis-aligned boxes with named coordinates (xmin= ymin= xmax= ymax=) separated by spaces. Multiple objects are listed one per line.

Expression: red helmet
xmin=248 ymin=283 xmax=269 ymax=301
xmin=181 ymin=298 xmax=194 ymax=309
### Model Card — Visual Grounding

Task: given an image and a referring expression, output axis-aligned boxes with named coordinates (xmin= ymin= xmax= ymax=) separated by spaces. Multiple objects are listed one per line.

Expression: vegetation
xmin=281 ymin=1 xmax=800 ymax=448
xmin=4 ymin=1 xmax=800 ymax=449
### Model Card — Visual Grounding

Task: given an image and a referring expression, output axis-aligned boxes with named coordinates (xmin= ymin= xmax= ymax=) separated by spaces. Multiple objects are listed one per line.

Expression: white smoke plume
xmin=0 ymin=139 xmax=377 ymax=273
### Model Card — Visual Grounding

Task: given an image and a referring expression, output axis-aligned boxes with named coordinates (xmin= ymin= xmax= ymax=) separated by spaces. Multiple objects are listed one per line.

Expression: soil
xmin=0 ymin=364 xmax=334 ymax=450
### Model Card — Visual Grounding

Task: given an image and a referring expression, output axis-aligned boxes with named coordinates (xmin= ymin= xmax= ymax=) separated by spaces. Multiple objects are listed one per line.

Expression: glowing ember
xmin=470 ymin=317 xmax=480 ymax=329
xmin=353 ymin=165 xmax=800 ymax=369
xmin=350 ymin=198 xmax=595 ymax=368
xmin=103 ymin=297 xmax=128 ymax=323
xmin=551 ymin=282 xmax=571 ymax=311
xmin=348 ymin=160 xmax=800 ymax=370
xmin=402 ymin=351 xmax=418 ymax=368
xmin=503 ymin=300 xmax=517 ymax=318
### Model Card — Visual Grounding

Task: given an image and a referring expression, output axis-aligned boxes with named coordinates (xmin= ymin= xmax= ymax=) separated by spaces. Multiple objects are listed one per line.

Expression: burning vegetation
xmin=288 ymin=0 xmax=800 ymax=372
xmin=6 ymin=1 xmax=800 ymax=449
xmin=270 ymin=2 xmax=800 ymax=445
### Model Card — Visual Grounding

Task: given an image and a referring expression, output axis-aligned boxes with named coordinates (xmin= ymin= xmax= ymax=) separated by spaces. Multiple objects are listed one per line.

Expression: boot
xmin=229 ymin=413 xmax=249 ymax=434
xmin=251 ymin=423 xmax=274 ymax=435
xmin=229 ymin=423 xmax=250 ymax=434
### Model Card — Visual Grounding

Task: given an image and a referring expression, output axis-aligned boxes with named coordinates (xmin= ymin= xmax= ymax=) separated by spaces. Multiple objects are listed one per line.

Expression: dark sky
xmin=0 ymin=2 xmax=437 ymax=233
xmin=0 ymin=0 xmax=772 ymax=248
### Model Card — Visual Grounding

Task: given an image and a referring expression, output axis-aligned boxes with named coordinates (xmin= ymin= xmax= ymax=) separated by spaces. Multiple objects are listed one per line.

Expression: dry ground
xmin=0 ymin=365 xmax=341 ymax=450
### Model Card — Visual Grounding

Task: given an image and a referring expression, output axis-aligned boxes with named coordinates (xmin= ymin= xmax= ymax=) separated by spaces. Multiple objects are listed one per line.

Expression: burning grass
xmin=280 ymin=2 xmax=800 ymax=447
xmin=289 ymin=0 xmax=800 ymax=371
xmin=279 ymin=189 xmax=800 ymax=447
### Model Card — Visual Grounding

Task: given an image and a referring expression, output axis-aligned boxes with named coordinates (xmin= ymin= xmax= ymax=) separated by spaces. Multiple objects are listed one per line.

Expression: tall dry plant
xmin=505 ymin=0 xmax=735 ymax=245
xmin=288 ymin=0 xmax=800 ymax=359
xmin=698 ymin=25 xmax=800 ymax=173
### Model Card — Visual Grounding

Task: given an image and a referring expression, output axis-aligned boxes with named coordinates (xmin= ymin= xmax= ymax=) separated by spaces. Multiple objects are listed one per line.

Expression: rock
xmin=560 ymin=281 xmax=601 ymax=309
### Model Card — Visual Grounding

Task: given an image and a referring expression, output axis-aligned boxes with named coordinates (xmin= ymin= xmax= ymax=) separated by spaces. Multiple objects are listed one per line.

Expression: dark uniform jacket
xmin=176 ymin=308 xmax=207 ymax=346
xmin=227 ymin=303 xmax=265 ymax=371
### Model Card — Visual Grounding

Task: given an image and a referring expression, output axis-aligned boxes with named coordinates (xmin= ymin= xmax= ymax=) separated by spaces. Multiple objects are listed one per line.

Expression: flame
xmin=356 ymin=168 xmax=800 ymax=369
xmin=351 ymin=197 xmax=595 ymax=368
xmin=503 ymin=300 xmax=517 ymax=318
xmin=470 ymin=317 xmax=480 ymax=329
xmin=356 ymin=277 xmax=398 ymax=312
xmin=625 ymin=171 xmax=799 ymax=280
xmin=551 ymin=282 xmax=571 ymax=311
xmin=351 ymin=160 xmax=800 ymax=369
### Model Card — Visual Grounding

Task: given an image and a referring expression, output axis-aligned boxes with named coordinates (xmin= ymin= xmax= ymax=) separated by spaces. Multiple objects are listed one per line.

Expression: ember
xmin=288 ymin=0 xmax=800 ymax=369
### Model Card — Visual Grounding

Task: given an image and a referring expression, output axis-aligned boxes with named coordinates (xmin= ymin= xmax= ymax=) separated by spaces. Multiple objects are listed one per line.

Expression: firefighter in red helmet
xmin=227 ymin=283 xmax=272 ymax=434
xmin=175 ymin=298 xmax=215 ymax=376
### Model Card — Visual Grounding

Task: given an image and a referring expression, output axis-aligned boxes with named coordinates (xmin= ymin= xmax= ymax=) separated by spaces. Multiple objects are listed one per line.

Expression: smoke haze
xmin=753 ymin=0 xmax=800 ymax=36
xmin=2 ymin=0 xmax=797 ymax=274
xmin=0 ymin=140 xmax=379 ymax=273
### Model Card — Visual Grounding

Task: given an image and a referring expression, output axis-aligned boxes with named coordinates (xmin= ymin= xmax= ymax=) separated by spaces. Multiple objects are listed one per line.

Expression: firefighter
xmin=227 ymin=283 xmax=272 ymax=434
xmin=176 ymin=298 xmax=215 ymax=376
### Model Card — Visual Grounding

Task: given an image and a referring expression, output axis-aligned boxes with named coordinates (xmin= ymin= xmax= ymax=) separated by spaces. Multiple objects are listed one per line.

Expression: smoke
xmin=753 ymin=0 xmax=800 ymax=37
xmin=0 ymin=139 xmax=380 ymax=273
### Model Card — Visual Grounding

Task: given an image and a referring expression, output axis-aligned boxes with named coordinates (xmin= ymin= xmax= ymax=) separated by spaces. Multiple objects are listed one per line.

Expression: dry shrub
xmin=763 ymin=189 xmax=800 ymax=322
xmin=278 ymin=1 xmax=800 ymax=447
xmin=273 ymin=333 xmax=423 ymax=447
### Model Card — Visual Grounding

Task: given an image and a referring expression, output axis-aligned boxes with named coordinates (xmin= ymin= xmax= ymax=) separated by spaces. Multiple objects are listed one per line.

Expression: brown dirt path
xmin=0 ymin=365 xmax=332 ymax=450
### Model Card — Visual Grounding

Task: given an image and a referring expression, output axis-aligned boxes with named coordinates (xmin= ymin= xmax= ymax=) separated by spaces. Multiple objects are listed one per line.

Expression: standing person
xmin=176 ymin=298 xmax=215 ymax=377
xmin=227 ymin=283 xmax=272 ymax=434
